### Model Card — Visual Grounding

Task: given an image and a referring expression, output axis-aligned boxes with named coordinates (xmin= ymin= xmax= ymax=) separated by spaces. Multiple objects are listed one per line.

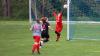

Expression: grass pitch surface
xmin=0 ymin=21 xmax=100 ymax=56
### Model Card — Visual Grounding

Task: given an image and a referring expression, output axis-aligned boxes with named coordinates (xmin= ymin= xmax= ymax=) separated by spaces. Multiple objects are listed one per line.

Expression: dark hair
xmin=41 ymin=17 xmax=47 ymax=23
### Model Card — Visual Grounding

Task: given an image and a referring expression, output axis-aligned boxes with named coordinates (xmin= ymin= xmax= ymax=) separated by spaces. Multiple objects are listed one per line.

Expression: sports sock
xmin=32 ymin=44 xmax=36 ymax=53
xmin=37 ymin=44 xmax=40 ymax=54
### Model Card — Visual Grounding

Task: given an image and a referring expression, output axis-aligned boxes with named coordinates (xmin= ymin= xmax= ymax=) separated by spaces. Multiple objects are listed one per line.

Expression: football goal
xmin=68 ymin=0 xmax=100 ymax=40
xmin=29 ymin=0 xmax=100 ymax=40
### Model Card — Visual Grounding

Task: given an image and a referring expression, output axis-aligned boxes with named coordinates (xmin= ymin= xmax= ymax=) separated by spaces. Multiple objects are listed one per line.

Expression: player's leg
xmin=44 ymin=34 xmax=49 ymax=42
xmin=32 ymin=36 xmax=36 ymax=53
xmin=35 ymin=36 xmax=41 ymax=54
xmin=32 ymin=44 xmax=35 ymax=53
xmin=55 ymin=31 xmax=61 ymax=41
xmin=40 ymin=38 xmax=44 ymax=48
xmin=37 ymin=43 xmax=40 ymax=54
xmin=32 ymin=43 xmax=37 ymax=53
xmin=40 ymin=34 xmax=45 ymax=47
xmin=32 ymin=36 xmax=41 ymax=54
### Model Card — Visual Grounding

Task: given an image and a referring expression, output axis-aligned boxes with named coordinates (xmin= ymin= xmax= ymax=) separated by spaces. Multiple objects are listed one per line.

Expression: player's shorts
xmin=33 ymin=36 xmax=40 ymax=43
xmin=56 ymin=23 xmax=63 ymax=32
xmin=41 ymin=33 xmax=49 ymax=39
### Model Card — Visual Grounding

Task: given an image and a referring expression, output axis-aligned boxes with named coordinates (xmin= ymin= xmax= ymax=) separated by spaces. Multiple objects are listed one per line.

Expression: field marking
xmin=92 ymin=51 xmax=100 ymax=53
xmin=73 ymin=38 xmax=100 ymax=41
xmin=88 ymin=51 xmax=100 ymax=53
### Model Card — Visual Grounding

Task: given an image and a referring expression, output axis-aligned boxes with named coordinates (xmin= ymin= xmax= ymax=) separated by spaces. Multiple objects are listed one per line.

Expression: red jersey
xmin=53 ymin=11 xmax=63 ymax=32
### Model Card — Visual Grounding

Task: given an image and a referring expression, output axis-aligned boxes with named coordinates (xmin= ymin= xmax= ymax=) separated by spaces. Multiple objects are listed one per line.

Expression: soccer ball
xmin=63 ymin=4 xmax=68 ymax=8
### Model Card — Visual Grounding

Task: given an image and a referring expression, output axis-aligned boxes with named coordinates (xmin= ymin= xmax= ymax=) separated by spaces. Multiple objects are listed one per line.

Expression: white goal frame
xmin=67 ymin=0 xmax=71 ymax=40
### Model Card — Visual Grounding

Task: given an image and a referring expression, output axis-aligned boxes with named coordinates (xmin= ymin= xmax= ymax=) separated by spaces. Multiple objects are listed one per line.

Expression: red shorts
xmin=33 ymin=36 xmax=40 ymax=43
xmin=55 ymin=23 xmax=63 ymax=32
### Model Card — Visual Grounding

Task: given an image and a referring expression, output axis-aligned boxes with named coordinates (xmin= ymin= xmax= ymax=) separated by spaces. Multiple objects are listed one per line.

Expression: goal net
xmin=69 ymin=0 xmax=100 ymax=40
xmin=29 ymin=0 xmax=100 ymax=40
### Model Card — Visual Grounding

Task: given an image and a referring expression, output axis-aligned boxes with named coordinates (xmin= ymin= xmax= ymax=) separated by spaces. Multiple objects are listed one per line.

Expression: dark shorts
xmin=41 ymin=33 xmax=49 ymax=39
xmin=41 ymin=33 xmax=49 ymax=42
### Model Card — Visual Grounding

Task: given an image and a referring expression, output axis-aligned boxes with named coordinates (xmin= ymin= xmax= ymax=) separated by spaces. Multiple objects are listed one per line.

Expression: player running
xmin=30 ymin=19 xmax=42 ymax=54
xmin=40 ymin=17 xmax=53 ymax=43
xmin=53 ymin=10 xmax=63 ymax=41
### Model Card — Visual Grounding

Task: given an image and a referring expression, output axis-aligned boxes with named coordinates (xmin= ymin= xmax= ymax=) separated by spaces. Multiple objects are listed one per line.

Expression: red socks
xmin=32 ymin=44 xmax=36 ymax=53
xmin=37 ymin=44 xmax=40 ymax=54
xmin=32 ymin=43 xmax=40 ymax=54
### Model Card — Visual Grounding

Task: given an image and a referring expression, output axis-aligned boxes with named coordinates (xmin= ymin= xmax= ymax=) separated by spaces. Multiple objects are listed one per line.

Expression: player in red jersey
xmin=53 ymin=10 xmax=63 ymax=41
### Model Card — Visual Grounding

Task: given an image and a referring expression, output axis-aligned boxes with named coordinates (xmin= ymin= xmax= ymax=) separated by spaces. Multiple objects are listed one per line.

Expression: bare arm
xmin=48 ymin=26 xmax=54 ymax=31
xmin=30 ymin=24 xmax=34 ymax=31
xmin=53 ymin=10 xmax=57 ymax=17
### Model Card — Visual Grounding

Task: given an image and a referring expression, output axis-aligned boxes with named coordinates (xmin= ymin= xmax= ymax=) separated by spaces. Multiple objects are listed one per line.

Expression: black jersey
xmin=42 ymin=22 xmax=50 ymax=34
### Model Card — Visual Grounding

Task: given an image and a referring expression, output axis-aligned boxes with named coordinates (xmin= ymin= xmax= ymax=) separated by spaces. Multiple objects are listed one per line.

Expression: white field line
xmin=73 ymin=38 xmax=100 ymax=41
xmin=33 ymin=21 xmax=100 ymax=24
xmin=49 ymin=21 xmax=100 ymax=24
xmin=91 ymin=51 xmax=100 ymax=53
xmin=87 ymin=51 xmax=100 ymax=53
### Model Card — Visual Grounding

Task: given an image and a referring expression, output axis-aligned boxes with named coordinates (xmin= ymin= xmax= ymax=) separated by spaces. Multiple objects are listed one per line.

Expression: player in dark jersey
xmin=40 ymin=17 xmax=53 ymax=47
xmin=41 ymin=17 xmax=50 ymax=42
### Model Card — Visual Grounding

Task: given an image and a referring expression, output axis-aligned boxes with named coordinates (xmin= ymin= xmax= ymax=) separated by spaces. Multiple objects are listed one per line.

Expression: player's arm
xmin=48 ymin=23 xmax=54 ymax=31
xmin=41 ymin=24 xmax=43 ymax=31
xmin=52 ymin=10 xmax=57 ymax=17
xmin=48 ymin=26 xmax=54 ymax=31
xmin=59 ymin=12 xmax=63 ymax=18
xmin=30 ymin=24 xmax=34 ymax=31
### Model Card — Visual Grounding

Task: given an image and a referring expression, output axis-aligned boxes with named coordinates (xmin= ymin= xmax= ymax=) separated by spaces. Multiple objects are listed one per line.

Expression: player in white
xmin=30 ymin=19 xmax=42 ymax=54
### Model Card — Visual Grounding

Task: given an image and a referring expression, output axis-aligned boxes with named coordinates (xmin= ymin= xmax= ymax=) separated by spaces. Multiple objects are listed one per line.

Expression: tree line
xmin=0 ymin=0 xmax=66 ymax=20
xmin=0 ymin=0 xmax=29 ymax=20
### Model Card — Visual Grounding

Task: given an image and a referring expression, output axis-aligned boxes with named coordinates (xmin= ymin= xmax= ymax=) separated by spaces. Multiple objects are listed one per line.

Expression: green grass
xmin=73 ymin=23 xmax=100 ymax=39
xmin=0 ymin=21 xmax=100 ymax=56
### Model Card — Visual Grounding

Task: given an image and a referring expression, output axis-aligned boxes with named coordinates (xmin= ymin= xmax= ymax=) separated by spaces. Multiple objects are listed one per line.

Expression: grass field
xmin=0 ymin=21 xmax=100 ymax=56
xmin=73 ymin=23 xmax=100 ymax=40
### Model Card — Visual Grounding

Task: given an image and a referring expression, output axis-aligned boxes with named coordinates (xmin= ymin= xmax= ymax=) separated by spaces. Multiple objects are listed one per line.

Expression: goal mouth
xmin=29 ymin=0 xmax=100 ymax=41
xmin=68 ymin=21 xmax=100 ymax=41
xmin=67 ymin=0 xmax=100 ymax=40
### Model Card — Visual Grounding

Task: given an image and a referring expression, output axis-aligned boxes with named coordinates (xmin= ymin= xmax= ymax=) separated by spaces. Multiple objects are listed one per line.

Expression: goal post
xmin=67 ymin=0 xmax=69 ymax=40
xmin=67 ymin=0 xmax=71 ymax=40
xmin=29 ymin=0 xmax=32 ymax=25
xmin=63 ymin=0 xmax=70 ymax=40
xmin=29 ymin=0 xmax=38 ymax=27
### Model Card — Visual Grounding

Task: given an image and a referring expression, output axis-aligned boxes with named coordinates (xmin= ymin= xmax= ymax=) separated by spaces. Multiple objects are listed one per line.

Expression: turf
xmin=73 ymin=23 xmax=100 ymax=40
xmin=0 ymin=21 xmax=100 ymax=56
